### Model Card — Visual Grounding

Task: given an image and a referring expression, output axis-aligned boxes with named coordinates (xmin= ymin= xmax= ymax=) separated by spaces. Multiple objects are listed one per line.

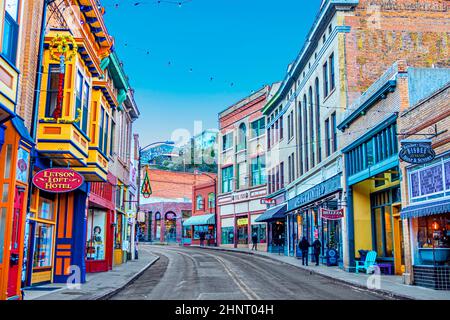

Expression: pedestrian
xmin=312 ymin=237 xmax=322 ymax=266
xmin=299 ymin=236 xmax=310 ymax=266
xmin=199 ymin=231 xmax=205 ymax=247
xmin=251 ymin=232 xmax=258 ymax=251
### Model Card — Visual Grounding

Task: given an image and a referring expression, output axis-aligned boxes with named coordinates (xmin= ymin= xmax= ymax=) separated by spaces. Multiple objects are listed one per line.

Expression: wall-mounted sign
xmin=399 ymin=140 xmax=435 ymax=164
xmin=320 ymin=208 xmax=344 ymax=220
xmin=32 ymin=168 xmax=84 ymax=193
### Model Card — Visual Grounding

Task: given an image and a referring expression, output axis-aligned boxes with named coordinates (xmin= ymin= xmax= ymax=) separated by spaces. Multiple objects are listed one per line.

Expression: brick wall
xmin=344 ymin=0 xmax=450 ymax=104
xmin=192 ymin=180 xmax=217 ymax=215
xmin=17 ymin=0 xmax=45 ymax=129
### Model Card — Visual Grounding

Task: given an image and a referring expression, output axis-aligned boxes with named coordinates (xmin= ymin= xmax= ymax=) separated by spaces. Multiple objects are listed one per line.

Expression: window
xmin=2 ymin=0 xmax=20 ymax=64
xmin=325 ymin=118 xmax=330 ymax=157
xmin=251 ymin=156 xmax=266 ymax=186
xmin=288 ymin=111 xmax=294 ymax=140
xmin=276 ymin=166 xmax=280 ymax=191
xmin=315 ymin=78 xmax=321 ymax=163
xmin=303 ymin=94 xmax=309 ymax=172
xmin=288 ymin=154 xmax=295 ymax=184
xmin=86 ymin=209 xmax=106 ymax=261
xmin=275 ymin=119 xmax=279 ymax=143
xmin=99 ymin=107 xmax=105 ymax=154
xmin=323 ymin=34 xmax=326 ymax=44
xmin=329 ymin=24 xmax=332 ymax=35
xmin=222 ymin=132 xmax=233 ymax=151
xmin=33 ymin=223 xmax=54 ymax=268
xmin=45 ymin=65 xmax=60 ymax=118
xmin=208 ymin=193 xmax=215 ymax=210
xmin=110 ymin=120 xmax=115 ymax=156
xmin=221 ymin=227 xmax=234 ymax=244
xmin=237 ymin=123 xmax=247 ymax=151
xmin=267 ymin=126 xmax=271 ymax=149
xmin=251 ymin=118 xmax=265 ymax=138
xmin=329 ymin=53 xmax=335 ymax=91
xmin=193 ymin=225 xmax=209 ymax=240
xmin=298 ymin=101 xmax=303 ymax=176
xmin=331 ymin=112 xmax=337 ymax=152
xmin=237 ymin=163 xmax=246 ymax=189
xmin=196 ymin=195 xmax=204 ymax=210
xmin=221 ymin=166 xmax=233 ymax=193
xmin=0 ymin=208 xmax=6 ymax=263
xmin=323 ymin=61 xmax=329 ymax=97
xmin=287 ymin=113 xmax=291 ymax=140
xmin=279 ymin=115 xmax=284 ymax=140
xmin=251 ymin=224 xmax=267 ymax=243
xmin=280 ymin=162 xmax=285 ymax=189
xmin=75 ymin=71 xmax=83 ymax=126
xmin=102 ymin=113 xmax=109 ymax=155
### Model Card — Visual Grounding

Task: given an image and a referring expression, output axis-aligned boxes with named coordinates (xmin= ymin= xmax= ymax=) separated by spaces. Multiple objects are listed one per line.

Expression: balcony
xmin=76 ymin=147 xmax=109 ymax=182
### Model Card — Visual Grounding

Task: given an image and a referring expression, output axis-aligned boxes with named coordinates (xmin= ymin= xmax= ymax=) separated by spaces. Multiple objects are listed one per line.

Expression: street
xmin=109 ymin=246 xmax=390 ymax=300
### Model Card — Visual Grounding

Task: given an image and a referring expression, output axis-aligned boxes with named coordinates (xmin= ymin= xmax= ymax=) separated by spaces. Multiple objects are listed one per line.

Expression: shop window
xmin=38 ymin=192 xmax=55 ymax=221
xmin=86 ymin=210 xmax=106 ymax=261
xmin=2 ymin=0 xmax=20 ymax=64
xmin=115 ymin=214 xmax=123 ymax=249
xmin=221 ymin=227 xmax=234 ymax=244
xmin=33 ymin=223 xmax=54 ymax=268
xmin=417 ymin=213 xmax=450 ymax=264
xmin=251 ymin=224 xmax=267 ymax=243
xmin=193 ymin=225 xmax=209 ymax=240
xmin=237 ymin=224 xmax=248 ymax=244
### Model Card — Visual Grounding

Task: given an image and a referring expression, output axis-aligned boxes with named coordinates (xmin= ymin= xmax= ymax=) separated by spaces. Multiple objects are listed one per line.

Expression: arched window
xmin=309 ymin=86 xmax=315 ymax=167
xmin=315 ymin=77 xmax=321 ymax=163
xmin=303 ymin=94 xmax=309 ymax=172
xmin=237 ymin=123 xmax=247 ymax=151
xmin=196 ymin=195 xmax=204 ymax=210
xmin=208 ymin=193 xmax=215 ymax=210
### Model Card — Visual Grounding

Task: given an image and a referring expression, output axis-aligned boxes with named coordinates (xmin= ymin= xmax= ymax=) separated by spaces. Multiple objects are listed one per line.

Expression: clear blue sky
xmin=103 ymin=0 xmax=322 ymax=146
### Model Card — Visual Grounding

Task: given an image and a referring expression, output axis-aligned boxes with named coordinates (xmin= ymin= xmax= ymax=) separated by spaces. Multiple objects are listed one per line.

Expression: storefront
xmin=183 ymin=213 xmax=216 ymax=246
xmin=401 ymin=153 xmax=450 ymax=290
xmin=287 ymin=174 xmax=343 ymax=265
xmin=236 ymin=216 xmax=248 ymax=246
xmin=164 ymin=212 xmax=177 ymax=243
xmin=114 ymin=211 xmax=124 ymax=265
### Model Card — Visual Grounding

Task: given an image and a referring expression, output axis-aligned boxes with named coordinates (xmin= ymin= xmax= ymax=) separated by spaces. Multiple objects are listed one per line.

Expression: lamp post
xmin=137 ymin=141 xmax=175 ymax=243
xmin=194 ymin=170 xmax=218 ymax=247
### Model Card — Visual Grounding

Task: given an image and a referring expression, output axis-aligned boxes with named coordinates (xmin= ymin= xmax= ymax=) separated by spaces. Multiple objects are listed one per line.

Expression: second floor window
xmin=221 ymin=166 xmax=233 ymax=193
xmin=75 ymin=71 xmax=90 ymax=133
xmin=208 ymin=193 xmax=215 ymax=210
xmin=329 ymin=53 xmax=335 ymax=91
xmin=237 ymin=123 xmax=247 ymax=151
xmin=222 ymin=132 xmax=233 ymax=151
xmin=323 ymin=61 xmax=329 ymax=97
xmin=251 ymin=156 xmax=266 ymax=186
xmin=251 ymin=118 xmax=265 ymax=138
xmin=2 ymin=0 xmax=20 ymax=64
xmin=45 ymin=65 xmax=59 ymax=118
xmin=196 ymin=195 xmax=204 ymax=210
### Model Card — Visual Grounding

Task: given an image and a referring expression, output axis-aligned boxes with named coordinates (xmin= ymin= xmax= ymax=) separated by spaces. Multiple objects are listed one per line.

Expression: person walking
xmin=199 ymin=231 xmax=205 ymax=247
xmin=251 ymin=232 xmax=258 ymax=251
xmin=312 ymin=237 xmax=322 ymax=266
xmin=299 ymin=237 xmax=310 ymax=266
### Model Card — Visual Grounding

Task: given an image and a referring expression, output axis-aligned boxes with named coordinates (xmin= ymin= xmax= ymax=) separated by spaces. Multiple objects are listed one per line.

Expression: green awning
xmin=183 ymin=213 xmax=215 ymax=226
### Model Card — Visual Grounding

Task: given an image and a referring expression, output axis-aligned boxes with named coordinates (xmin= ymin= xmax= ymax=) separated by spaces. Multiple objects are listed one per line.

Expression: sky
xmin=102 ymin=0 xmax=322 ymax=146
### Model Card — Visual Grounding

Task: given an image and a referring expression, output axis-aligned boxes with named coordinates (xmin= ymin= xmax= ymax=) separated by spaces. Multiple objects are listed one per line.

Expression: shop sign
xmin=260 ymin=198 xmax=276 ymax=205
xmin=320 ymin=208 xmax=344 ymax=220
xmin=288 ymin=175 xmax=341 ymax=211
xmin=32 ymin=168 xmax=84 ymax=193
xmin=399 ymin=140 xmax=435 ymax=164
xmin=237 ymin=218 xmax=248 ymax=226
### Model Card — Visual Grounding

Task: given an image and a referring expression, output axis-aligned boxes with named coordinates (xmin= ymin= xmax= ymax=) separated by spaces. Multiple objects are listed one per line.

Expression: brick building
xmin=139 ymin=168 xmax=212 ymax=244
xmin=398 ymin=81 xmax=450 ymax=290
xmin=218 ymin=86 xmax=270 ymax=251
xmin=259 ymin=0 xmax=450 ymax=269
xmin=185 ymin=177 xmax=217 ymax=246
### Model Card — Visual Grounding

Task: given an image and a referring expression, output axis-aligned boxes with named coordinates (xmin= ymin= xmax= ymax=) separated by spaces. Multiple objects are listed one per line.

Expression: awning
xmin=11 ymin=117 xmax=34 ymax=147
xmin=183 ymin=213 xmax=216 ymax=226
xmin=255 ymin=204 xmax=287 ymax=222
xmin=401 ymin=199 xmax=450 ymax=219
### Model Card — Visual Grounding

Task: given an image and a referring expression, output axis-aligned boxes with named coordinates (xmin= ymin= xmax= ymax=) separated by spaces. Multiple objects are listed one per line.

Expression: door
xmin=393 ymin=205 xmax=404 ymax=275
xmin=7 ymin=187 xmax=25 ymax=297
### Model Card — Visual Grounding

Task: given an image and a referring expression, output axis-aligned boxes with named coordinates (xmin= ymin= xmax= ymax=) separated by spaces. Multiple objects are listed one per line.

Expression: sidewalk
xmin=193 ymin=245 xmax=450 ymax=300
xmin=24 ymin=244 xmax=159 ymax=300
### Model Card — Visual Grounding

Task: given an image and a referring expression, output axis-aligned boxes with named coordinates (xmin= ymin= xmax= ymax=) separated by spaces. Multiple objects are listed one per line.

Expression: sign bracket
xmin=397 ymin=124 xmax=448 ymax=139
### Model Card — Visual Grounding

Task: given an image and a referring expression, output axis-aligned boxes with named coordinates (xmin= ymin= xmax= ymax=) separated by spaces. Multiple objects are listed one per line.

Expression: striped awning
xmin=183 ymin=214 xmax=216 ymax=226
xmin=401 ymin=199 xmax=450 ymax=219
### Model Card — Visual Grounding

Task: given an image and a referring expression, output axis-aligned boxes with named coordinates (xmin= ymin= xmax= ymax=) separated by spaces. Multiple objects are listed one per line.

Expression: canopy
xmin=183 ymin=213 xmax=216 ymax=226
xmin=255 ymin=204 xmax=287 ymax=222
xmin=401 ymin=199 xmax=450 ymax=219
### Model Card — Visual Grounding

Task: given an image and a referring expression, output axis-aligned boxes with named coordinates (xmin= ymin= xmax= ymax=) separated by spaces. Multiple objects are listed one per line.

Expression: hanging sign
xmin=141 ymin=169 xmax=152 ymax=198
xmin=399 ymin=140 xmax=435 ymax=164
xmin=320 ymin=208 xmax=344 ymax=220
xmin=237 ymin=218 xmax=248 ymax=226
xmin=32 ymin=168 xmax=84 ymax=193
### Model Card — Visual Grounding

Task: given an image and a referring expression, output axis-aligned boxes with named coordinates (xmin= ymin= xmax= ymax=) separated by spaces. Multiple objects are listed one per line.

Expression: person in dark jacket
xmin=251 ymin=232 xmax=258 ymax=251
xmin=199 ymin=231 xmax=205 ymax=246
xmin=312 ymin=238 xmax=322 ymax=266
xmin=299 ymin=237 xmax=310 ymax=266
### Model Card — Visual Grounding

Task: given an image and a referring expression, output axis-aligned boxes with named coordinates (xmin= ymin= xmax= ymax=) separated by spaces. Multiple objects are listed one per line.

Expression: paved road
xmin=110 ymin=245 xmax=390 ymax=300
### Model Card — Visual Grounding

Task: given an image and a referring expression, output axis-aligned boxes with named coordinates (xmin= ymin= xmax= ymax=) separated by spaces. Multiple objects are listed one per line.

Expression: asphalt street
xmin=109 ymin=245 xmax=390 ymax=300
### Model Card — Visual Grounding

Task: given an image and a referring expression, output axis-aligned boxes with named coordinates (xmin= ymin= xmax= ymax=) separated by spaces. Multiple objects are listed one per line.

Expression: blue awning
xmin=183 ymin=213 xmax=215 ymax=226
xmin=401 ymin=199 xmax=450 ymax=219
xmin=255 ymin=204 xmax=287 ymax=222
xmin=11 ymin=116 xmax=34 ymax=147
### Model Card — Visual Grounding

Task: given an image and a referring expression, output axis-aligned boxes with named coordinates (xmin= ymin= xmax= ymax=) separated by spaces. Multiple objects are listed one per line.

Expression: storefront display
xmin=251 ymin=224 xmax=266 ymax=243
xmin=221 ymin=227 xmax=234 ymax=245
xmin=236 ymin=217 xmax=248 ymax=245
xmin=86 ymin=209 xmax=106 ymax=261
xmin=164 ymin=212 xmax=177 ymax=242
xmin=33 ymin=224 xmax=53 ymax=268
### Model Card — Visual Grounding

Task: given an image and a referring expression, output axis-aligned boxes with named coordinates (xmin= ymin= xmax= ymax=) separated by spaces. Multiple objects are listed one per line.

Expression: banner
xmin=320 ymin=208 xmax=344 ymax=220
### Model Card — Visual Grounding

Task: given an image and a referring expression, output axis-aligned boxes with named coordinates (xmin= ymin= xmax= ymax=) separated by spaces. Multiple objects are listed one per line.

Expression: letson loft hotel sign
xmin=33 ymin=168 xmax=84 ymax=193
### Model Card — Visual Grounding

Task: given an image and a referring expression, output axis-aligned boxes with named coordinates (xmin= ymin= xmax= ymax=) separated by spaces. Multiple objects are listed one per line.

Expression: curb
xmin=194 ymin=246 xmax=414 ymax=300
xmin=95 ymin=256 xmax=160 ymax=300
